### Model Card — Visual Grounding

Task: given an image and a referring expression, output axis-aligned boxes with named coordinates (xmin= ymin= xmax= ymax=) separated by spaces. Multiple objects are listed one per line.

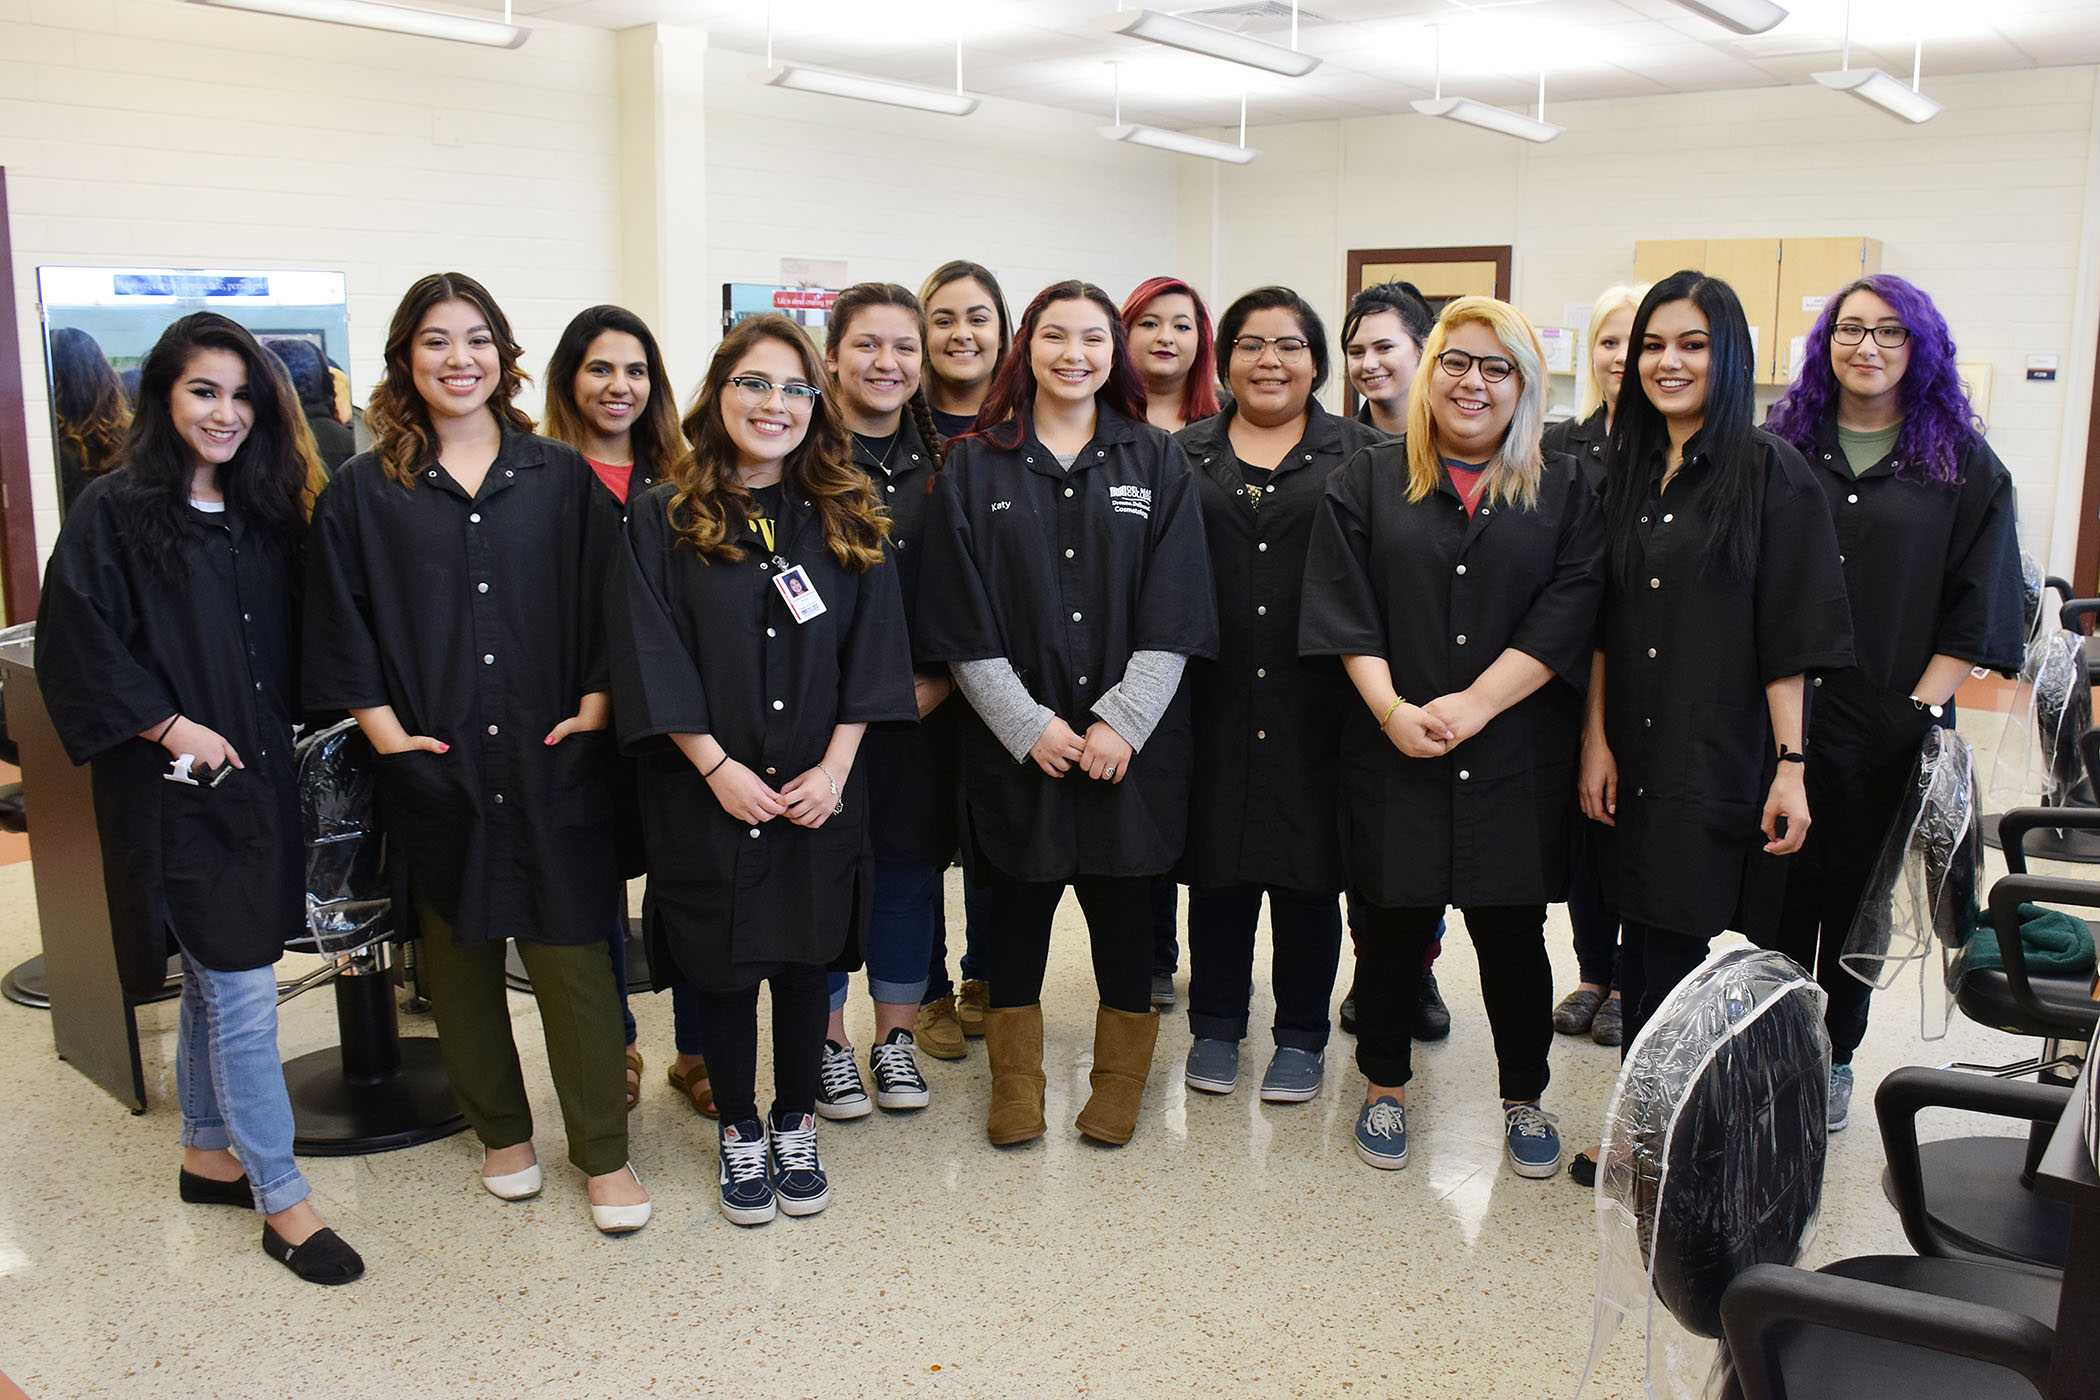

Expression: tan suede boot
xmin=1075 ymin=1004 xmax=1160 ymax=1146
xmin=982 ymin=1004 xmax=1047 ymax=1146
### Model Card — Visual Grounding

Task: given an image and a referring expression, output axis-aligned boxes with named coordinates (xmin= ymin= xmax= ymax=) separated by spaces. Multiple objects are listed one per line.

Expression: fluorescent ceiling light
xmin=752 ymin=64 xmax=979 ymax=116
xmin=183 ymin=0 xmax=528 ymax=47
xmin=1091 ymin=9 xmax=1319 ymax=78
xmin=1409 ymin=96 xmax=1562 ymax=144
xmin=1665 ymin=0 xmax=1789 ymax=33
xmin=1098 ymin=123 xmax=1259 ymax=165
xmin=1811 ymin=66 xmax=1942 ymax=122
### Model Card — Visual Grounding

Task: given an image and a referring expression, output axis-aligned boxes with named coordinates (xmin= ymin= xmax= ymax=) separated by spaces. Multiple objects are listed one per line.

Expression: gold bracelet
xmin=1378 ymin=696 xmax=1406 ymax=728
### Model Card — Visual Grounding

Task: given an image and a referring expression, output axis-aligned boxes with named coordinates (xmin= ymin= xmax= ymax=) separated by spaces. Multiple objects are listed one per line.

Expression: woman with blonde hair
xmin=609 ymin=313 xmax=915 ymax=1224
xmin=306 ymin=272 xmax=647 ymax=1234
xmin=1302 ymin=297 xmax=1604 ymax=1179
xmin=1545 ymin=282 xmax=1647 ymax=1048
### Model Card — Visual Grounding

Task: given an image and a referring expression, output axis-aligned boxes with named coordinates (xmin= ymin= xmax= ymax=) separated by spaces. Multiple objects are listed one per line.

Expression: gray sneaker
xmin=1258 ymin=1047 xmax=1325 ymax=1102
xmin=1829 ymin=1063 xmax=1854 ymax=1132
xmin=1183 ymin=1037 xmax=1240 ymax=1094
xmin=1151 ymin=973 xmax=1177 ymax=1009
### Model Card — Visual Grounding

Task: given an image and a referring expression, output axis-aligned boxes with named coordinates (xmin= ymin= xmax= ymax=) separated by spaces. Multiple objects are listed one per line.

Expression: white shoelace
xmin=721 ymin=1127 xmax=769 ymax=1185
xmin=871 ymin=1040 xmax=925 ymax=1090
xmin=1505 ymin=1104 xmax=1559 ymax=1141
xmin=818 ymin=1044 xmax=864 ymax=1100
xmin=771 ymin=1116 xmax=820 ymax=1172
xmin=1363 ymin=1101 xmax=1406 ymax=1137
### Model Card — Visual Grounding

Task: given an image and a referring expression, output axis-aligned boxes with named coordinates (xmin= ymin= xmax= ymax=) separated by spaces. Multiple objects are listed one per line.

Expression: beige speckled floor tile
xmin=0 ymin=715 xmax=2067 ymax=1397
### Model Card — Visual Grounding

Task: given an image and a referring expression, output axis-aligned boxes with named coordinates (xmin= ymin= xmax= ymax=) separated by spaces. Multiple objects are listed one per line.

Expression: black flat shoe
xmin=262 ymin=1224 xmax=365 ymax=1285
xmin=1569 ymin=1151 xmax=1598 ymax=1188
xmin=179 ymin=1168 xmax=256 ymax=1208
xmin=1412 ymin=973 xmax=1452 ymax=1042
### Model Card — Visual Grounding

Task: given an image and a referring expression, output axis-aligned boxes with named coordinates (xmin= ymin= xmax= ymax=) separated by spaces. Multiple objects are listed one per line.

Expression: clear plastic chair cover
xmin=289 ymin=717 xmax=394 ymax=958
xmin=1838 ymin=728 xmax=1981 ymax=1040
xmin=1988 ymin=629 xmax=2088 ymax=811
xmin=1578 ymin=946 xmax=1830 ymax=1400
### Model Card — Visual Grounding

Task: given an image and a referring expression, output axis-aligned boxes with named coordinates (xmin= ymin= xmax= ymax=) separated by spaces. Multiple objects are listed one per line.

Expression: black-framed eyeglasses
xmin=1230 ymin=335 xmax=1311 ymax=362
xmin=1434 ymin=349 xmax=1515 ymax=383
xmin=728 ymin=375 xmax=821 ymax=412
xmin=1831 ymin=323 xmax=1911 ymax=348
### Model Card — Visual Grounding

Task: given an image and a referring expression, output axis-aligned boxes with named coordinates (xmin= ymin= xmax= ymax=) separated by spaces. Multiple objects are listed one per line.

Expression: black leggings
xmin=1353 ymin=902 xmax=1553 ymax=1102
xmin=690 ymin=964 xmax=829 ymax=1124
xmin=981 ymin=866 xmax=1153 ymax=1014
xmin=1763 ymin=868 xmax=1875 ymax=1066
xmin=1617 ymin=922 xmax=1713 ymax=1063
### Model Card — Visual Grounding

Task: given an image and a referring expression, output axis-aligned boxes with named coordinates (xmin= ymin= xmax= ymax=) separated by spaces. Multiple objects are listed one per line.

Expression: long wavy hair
xmin=1402 ymin=297 xmax=1545 ymax=512
xmin=366 ymin=272 xmax=535 ymax=488
xmin=825 ymin=282 xmax=946 ymax=469
xmin=972 ymin=281 xmax=1147 ymax=453
xmin=1577 ymin=283 xmax=1651 ymax=423
xmin=1766 ymin=273 xmax=1978 ymax=485
xmin=668 ymin=314 xmax=887 ymax=571
xmin=1121 ymin=276 xmax=1221 ymax=423
xmin=110 ymin=312 xmax=315 ymax=582
xmin=1604 ymin=271 xmax=1761 ymax=585
xmin=918 ymin=260 xmax=1013 ymax=413
xmin=50 ymin=328 xmax=132 ymax=481
xmin=541 ymin=304 xmax=685 ymax=477
xmin=1216 ymin=285 xmax=1330 ymax=397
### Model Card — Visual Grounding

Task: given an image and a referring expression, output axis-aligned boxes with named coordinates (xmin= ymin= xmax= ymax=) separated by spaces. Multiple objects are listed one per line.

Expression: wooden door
xmin=1341 ymin=245 xmax=1510 ymax=412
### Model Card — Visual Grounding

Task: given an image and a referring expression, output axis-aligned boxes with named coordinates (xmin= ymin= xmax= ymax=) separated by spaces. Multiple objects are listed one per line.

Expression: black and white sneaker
xmin=717 ymin=1119 xmax=775 ymax=1226
xmin=870 ymin=1029 xmax=931 ymax=1111
xmin=815 ymin=1039 xmax=872 ymax=1120
xmin=768 ymin=1110 xmax=831 ymax=1216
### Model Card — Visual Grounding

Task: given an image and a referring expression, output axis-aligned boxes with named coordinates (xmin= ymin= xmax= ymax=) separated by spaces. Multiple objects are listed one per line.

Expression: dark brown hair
xmin=826 ymin=282 xmax=946 ymax=469
xmin=541 ymin=304 xmax=685 ymax=477
xmin=366 ymin=272 xmax=534 ymax=488
xmin=669 ymin=314 xmax=888 ymax=571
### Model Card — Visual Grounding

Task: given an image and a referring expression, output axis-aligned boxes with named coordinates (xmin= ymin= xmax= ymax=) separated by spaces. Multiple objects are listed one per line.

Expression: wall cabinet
xmin=1633 ymin=237 xmax=1882 ymax=386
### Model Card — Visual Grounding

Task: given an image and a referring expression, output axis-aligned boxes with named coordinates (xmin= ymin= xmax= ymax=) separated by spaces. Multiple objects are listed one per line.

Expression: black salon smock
xmin=915 ymin=405 xmax=1219 ymax=883
xmin=1599 ymin=430 xmax=1854 ymax=938
xmin=592 ymin=458 xmax=662 ymax=880
xmin=36 ymin=476 xmax=301 ymax=1000
xmin=852 ymin=417 xmax=960 ymax=867
xmin=1302 ymin=439 xmax=1605 ymax=909
xmin=1792 ymin=419 xmax=2025 ymax=881
xmin=304 ymin=430 xmax=623 ymax=949
xmin=610 ymin=485 xmax=917 ymax=991
xmin=1176 ymin=402 xmax=1383 ymax=895
xmin=1543 ymin=408 xmax=1608 ymax=490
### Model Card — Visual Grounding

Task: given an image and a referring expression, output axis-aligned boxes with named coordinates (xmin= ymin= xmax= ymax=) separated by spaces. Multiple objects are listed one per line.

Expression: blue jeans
xmin=177 ymin=956 xmax=309 ymax=1215
xmin=830 ymin=860 xmax=941 ymax=1010
xmin=1187 ymin=884 xmax=1342 ymax=1051
xmin=924 ymin=865 xmax=989 ymax=1003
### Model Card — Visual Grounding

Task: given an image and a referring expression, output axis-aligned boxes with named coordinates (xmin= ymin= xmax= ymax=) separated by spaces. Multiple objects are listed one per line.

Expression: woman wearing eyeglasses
xmin=1176 ymin=287 xmax=1381 ymax=1103
xmin=1763 ymin=275 xmax=2023 ymax=1130
xmin=609 ymin=313 xmax=915 ymax=1225
xmin=1579 ymin=273 xmax=1851 ymax=1166
xmin=916 ymin=280 xmax=1217 ymax=1149
xmin=1302 ymin=297 xmax=1603 ymax=1179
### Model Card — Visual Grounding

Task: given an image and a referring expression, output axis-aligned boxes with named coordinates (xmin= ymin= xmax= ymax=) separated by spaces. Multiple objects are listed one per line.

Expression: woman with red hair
xmin=1122 ymin=277 xmax=1220 ymax=434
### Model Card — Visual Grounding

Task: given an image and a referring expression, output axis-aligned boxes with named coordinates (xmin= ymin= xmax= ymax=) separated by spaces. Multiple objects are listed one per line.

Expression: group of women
xmin=32 ymin=250 xmax=2022 ymax=1282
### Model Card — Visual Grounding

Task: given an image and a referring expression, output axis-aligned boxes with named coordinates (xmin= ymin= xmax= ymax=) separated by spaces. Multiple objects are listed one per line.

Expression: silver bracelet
xmin=816 ymin=761 xmax=845 ymax=816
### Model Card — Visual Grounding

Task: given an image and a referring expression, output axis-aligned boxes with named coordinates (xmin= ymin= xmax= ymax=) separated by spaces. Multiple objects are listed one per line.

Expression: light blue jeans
xmin=177 ymin=957 xmax=310 ymax=1215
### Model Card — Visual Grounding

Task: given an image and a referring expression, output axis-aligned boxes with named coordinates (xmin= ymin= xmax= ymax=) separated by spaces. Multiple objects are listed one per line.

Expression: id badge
xmin=773 ymin=563 xmax=828 ymax=624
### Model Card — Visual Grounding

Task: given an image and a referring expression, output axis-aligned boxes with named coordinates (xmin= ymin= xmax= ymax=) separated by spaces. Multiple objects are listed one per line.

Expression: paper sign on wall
xmin=1802 ymin=295 xmax=1829 ymax=314
xmin=1538 ymin=326 xmax=1576 ymax=375
xmin=2027 ymin=354 xmax=2061 ymax=382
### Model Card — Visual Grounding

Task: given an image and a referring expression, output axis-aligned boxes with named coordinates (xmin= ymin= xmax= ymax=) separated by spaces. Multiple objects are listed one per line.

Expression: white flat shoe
xmin=481 ymin=1148 xmax=542 ymax=1201
xmin=590 ymin=1163 xmax=651 ymax=1235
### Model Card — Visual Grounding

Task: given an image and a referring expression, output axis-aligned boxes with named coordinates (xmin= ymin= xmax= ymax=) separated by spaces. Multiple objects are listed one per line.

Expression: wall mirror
xmin=37 ymin=267 xmax=352 ymax=517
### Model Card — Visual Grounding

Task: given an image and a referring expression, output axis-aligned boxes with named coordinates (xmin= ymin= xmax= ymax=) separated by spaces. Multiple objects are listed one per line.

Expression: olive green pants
xmin=415 ymin=900 xmax=628 ymax=1177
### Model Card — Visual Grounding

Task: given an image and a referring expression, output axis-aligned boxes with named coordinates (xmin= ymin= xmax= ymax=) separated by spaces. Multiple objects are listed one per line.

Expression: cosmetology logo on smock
xmin=1108 ymin=484 xmax=1153 ymax=520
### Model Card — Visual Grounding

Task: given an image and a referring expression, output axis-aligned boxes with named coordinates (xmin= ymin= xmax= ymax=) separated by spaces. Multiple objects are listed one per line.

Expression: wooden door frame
xmin=1340 ymin=245 xmax=1513 ymax=415
xmin=0 ymin=169 xmax=37 ymax=623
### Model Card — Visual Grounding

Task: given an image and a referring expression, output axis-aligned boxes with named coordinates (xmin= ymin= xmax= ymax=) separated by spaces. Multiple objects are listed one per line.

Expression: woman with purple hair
xmin=1764 ymin=274 xmax=2025 ymax=1130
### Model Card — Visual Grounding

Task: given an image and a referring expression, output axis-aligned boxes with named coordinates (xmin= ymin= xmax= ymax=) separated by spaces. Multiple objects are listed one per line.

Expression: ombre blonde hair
xmin=1404 ymin=297 xmax=1546 ymax=511
xmin=1577 ymin=282 xmax=1652 ymax=422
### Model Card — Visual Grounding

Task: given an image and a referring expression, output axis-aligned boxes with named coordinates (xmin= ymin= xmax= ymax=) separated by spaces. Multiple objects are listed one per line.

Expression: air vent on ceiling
xmin=1730 ymin=30 xmax=1843 ymax=59
xmin=1182 ymin=2 xmax=1330 ymax=35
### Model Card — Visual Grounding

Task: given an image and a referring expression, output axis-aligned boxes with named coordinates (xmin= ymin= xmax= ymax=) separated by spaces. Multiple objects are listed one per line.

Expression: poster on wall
xmin=723 ymin=284 xmax=839 ymax=333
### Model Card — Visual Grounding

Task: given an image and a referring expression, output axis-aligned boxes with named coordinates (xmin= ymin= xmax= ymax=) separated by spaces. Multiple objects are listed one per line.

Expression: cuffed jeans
xmin=1187 ymin=883 xmax=1343 ymax=1052
xmin=829 ymin=860 xmax=941 ymax=1011
xmin=177 ymin=955 xmax=310 ymax=1215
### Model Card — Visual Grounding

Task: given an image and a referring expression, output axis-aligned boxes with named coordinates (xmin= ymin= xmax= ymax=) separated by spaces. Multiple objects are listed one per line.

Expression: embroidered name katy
xmin=1107 ymin=484 xmax=1153 ymax=519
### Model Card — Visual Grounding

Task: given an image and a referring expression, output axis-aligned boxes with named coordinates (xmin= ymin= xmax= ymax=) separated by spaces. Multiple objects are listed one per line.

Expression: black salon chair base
xmin=4 ymin=951 xmax=188 ymax=1011
xmin=504 ymin=919 xmax=650 ymax=996
xmin=1891 ymin=1138 xmax=2073 ymax=1270
xmin=1980 ymin=812 xmax=2100 ymax=861
xmin=1721 ymin=1256 xmax=2059 ymax=1400
xmin=287 ymin=962 xmax=466 ymax=1156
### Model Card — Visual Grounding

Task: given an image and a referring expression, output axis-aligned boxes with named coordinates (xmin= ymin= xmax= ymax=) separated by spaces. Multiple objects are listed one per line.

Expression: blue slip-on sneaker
xmin=1183 ymin=1037 xmax=1241 ymax=1094
xmin=1354 ymin=1096 xmax=1409 ymax=1170
xmin=1504 ymin=1101 xmax=1563 ymax=1179
xmin=1258 ymin=1047 xmax=1325 ymax=1103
